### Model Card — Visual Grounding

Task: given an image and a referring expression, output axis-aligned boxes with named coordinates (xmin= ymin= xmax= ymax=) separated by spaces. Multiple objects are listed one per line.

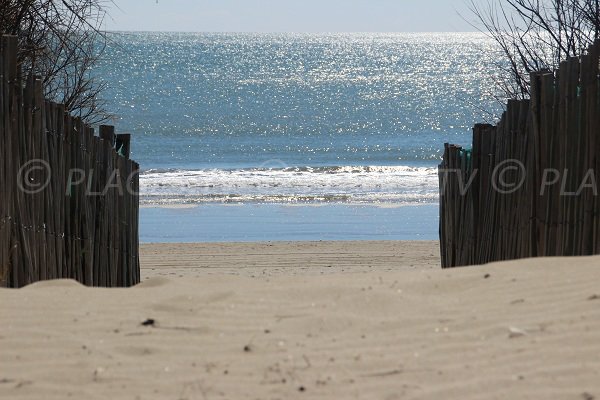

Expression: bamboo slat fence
xmin=439 ymin=39 xmax=600 ymax=268
xmin=0 ymin=35 xmax=140 ymax=287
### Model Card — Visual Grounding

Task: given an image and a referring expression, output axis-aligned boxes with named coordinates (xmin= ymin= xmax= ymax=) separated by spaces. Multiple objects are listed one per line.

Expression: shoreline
xmin=140 ymin=203 xmax=440 ymax=243
xmin=139 ymin=202 xmax=440 ymax=209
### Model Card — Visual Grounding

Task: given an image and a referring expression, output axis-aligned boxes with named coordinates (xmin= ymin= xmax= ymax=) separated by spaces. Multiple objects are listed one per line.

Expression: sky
xmin=104 ymin=0 xmax=483 ymax=32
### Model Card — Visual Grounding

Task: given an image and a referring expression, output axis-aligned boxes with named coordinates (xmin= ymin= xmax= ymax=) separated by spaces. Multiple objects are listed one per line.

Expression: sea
xmin=98 ymin=32 xmax=502 ymax=242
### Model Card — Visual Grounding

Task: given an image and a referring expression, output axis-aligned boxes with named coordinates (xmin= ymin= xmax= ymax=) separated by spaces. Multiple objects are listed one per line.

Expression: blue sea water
xmin=97 ymin=32 xmax=502 ymax=241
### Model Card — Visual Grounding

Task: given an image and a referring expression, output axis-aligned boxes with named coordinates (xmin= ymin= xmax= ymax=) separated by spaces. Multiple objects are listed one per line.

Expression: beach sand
xmin=140 ymin=241 xmax=441 ymax=278
xmin=1 ymin=241 xmax=600 ymax=399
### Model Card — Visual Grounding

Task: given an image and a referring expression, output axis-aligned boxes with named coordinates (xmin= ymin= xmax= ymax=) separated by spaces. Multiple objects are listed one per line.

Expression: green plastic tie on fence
xmin=460 ymin=148 xmax=473 ymax=171
xmin=461 ymin=148 xmax=472 ymax=160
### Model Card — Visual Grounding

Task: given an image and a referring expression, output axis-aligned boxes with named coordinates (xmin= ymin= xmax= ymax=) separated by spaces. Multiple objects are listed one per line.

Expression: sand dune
xmin=1 ymin=242 xmax=600 ymax=399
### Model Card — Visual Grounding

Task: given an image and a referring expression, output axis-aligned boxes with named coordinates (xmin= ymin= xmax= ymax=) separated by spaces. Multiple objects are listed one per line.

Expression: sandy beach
xmin=140 ymin=241 xmax=441 ymax=278
xmin=5 ymin=2 xmax=600 ymax=399
xmin=2 ymin=241 xmax=600 ymax=399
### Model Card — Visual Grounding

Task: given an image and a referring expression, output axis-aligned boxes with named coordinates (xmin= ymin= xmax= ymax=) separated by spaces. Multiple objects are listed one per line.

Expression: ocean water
xmin=99 ymin=32 xmax=501 ymax=207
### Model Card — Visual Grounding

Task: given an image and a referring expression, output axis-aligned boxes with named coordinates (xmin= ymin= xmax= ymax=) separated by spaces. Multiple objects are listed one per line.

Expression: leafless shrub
xmin=469 ymin=0 xmax=600 ymax=100
xmin=0 ymin=0 xmax=113 ymax=123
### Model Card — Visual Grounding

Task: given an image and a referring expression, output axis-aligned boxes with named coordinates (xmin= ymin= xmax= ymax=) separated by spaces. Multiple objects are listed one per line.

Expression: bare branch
xmin=0 ymin=0 xmax=113 ymax=123
xmin=469 ymin=0 xmax=600 ymax=102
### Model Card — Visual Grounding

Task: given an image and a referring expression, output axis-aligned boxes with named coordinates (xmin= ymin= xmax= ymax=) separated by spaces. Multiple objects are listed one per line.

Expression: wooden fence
xmin=439 ymin=39 xmax=600 ymax=268
xmin=0 ymin=35 xmax=140 ymax=287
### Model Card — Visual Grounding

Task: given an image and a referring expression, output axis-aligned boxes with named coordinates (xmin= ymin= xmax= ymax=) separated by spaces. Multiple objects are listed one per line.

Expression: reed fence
xmin=439 ymin=39 xmax=600 ymax=268
xmin=0 ymin=35 xmax=140 ymax=287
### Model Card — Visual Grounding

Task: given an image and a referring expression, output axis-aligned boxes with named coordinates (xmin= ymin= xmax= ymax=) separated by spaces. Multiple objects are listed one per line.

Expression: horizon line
xmin=104 ymin=30 xmax=483 ymax=34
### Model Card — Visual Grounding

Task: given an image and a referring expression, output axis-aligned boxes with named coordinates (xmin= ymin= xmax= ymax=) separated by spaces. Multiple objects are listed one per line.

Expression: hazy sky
xmin=105 ymin=0 xmax=482 ymax=32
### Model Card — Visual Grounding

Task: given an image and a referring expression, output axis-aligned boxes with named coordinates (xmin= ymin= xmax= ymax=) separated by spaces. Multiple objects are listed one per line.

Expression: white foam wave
xmin=139 ymin=165 xmax=439 ymax=205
